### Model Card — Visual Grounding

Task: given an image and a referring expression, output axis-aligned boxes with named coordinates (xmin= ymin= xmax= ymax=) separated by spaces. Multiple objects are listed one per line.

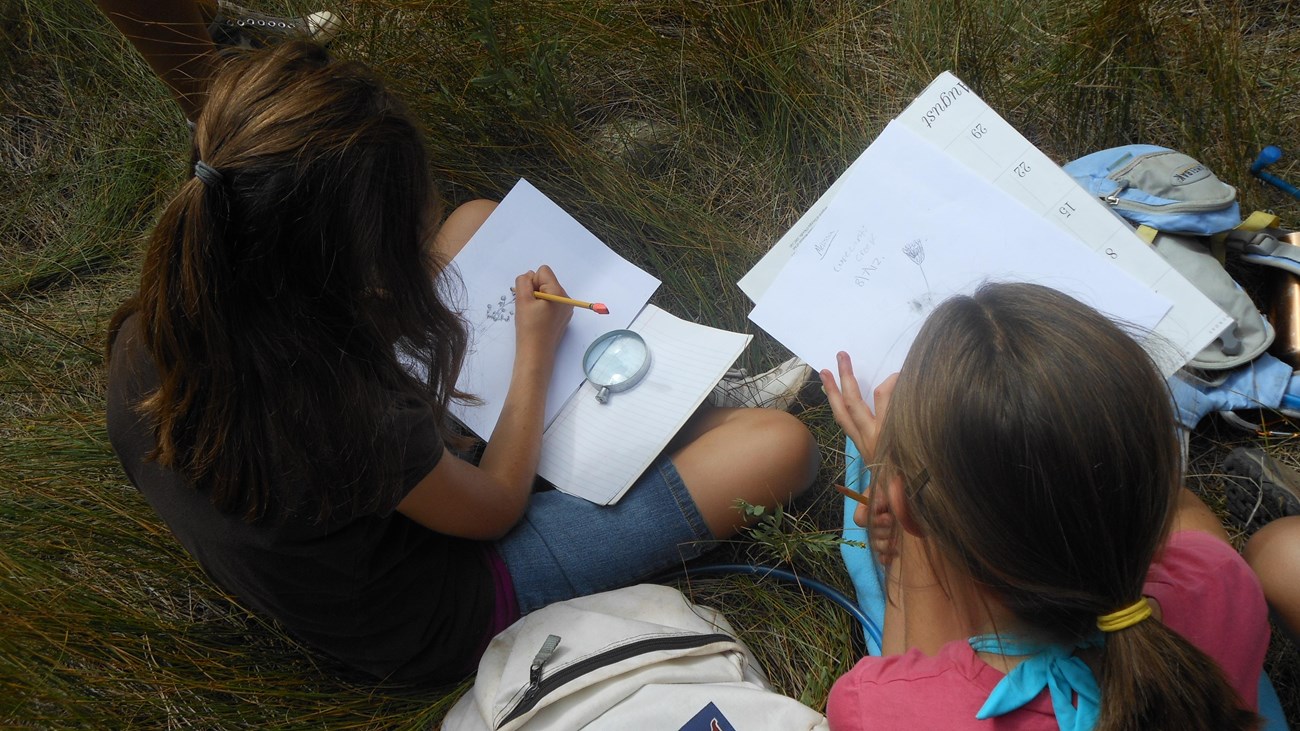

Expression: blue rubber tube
xmin=1257 ymin=170 xmax=1300 ymax=200
xmin=1251 ymin=146 xmax=1300 ymax=200
xmin=663 ymin=563 xmax=884 ymax=650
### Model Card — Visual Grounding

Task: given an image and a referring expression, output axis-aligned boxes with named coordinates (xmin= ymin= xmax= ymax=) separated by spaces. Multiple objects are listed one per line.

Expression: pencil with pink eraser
xmin=533 ymin=291 xmax=609 ymax=314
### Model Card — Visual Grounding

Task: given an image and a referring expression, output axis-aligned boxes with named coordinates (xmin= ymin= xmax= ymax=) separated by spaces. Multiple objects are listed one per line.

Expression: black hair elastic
xmin=194 ymin=160 xmax=225 ymax=187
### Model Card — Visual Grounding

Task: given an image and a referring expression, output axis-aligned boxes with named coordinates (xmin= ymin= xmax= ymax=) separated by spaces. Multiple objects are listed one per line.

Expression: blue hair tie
xmin=194 ymin=160 xmax=224 ymax=187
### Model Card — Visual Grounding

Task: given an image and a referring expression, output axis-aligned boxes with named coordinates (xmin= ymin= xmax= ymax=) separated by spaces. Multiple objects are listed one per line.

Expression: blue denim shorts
xmin=494 ymin=456 xmax=715 ymax=615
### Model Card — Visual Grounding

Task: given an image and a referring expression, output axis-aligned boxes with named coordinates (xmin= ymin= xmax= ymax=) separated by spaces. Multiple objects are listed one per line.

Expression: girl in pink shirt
xmin=820 ymin=283 xmax=1267 ymax=731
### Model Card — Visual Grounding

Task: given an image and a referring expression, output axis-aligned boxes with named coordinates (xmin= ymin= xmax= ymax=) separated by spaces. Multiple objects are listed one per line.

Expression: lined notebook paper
xmin=539 ymin=305 xmax=751 ymax=505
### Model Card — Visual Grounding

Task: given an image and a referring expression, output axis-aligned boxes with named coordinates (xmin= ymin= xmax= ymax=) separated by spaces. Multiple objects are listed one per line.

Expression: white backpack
xmin=442 ymin=584 xmax=830 ymax=730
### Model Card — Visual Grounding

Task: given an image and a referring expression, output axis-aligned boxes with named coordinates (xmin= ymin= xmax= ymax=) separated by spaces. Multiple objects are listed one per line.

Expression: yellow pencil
xmin=834 ymin=483 xmax=872 ymax=507
xmin=533 ymin=291 xmax=610 ymax=314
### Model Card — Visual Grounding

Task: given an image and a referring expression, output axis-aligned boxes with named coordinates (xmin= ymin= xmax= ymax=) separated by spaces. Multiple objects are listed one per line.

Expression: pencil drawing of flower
xmin=485 ymin=292 xmax=515 ymax=323
xmin=902 ymin=238 xmax=936 ymax=315
xmin=903 ymin=238 xmax=925 ymax=266
xmin=904 ymin=238 xmax=930 ymax=292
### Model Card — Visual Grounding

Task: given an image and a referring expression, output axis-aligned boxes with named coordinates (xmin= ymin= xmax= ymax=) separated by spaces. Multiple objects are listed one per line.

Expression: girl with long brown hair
xmin=821 ymin=283 xmax=1267 ymax=730
xmin=106 ymin=42 xmax=818 ymax=687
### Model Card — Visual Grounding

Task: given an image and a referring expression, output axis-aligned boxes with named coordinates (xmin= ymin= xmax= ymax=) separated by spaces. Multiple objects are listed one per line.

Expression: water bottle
xmin=1268 ymin=232 xmax=1300 ymax=369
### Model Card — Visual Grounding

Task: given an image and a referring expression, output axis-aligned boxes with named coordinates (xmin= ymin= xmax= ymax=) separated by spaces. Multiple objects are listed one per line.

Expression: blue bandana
xmin=969 ymin=634 xmax=1103 ymax=731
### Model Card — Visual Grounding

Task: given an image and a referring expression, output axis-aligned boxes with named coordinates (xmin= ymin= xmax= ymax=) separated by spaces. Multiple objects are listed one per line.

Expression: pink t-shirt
xmin=826 ymin=531 xmax=1268 ymax=730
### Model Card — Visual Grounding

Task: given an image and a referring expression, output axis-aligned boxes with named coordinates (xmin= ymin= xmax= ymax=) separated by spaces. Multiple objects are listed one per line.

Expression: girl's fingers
xmin=820 ymin=366 xmax=867 ymax=448
xmin=837 ymin=353 xmax=879 ymax=425
xmin=514 ymin=271 xmax=536 ymax=296
xmin=819 ymin=367 xmax=842 ymax=408
xmin=820 ymin=368 xmax=847 ymax=424
xmin=835 ymin=351 xmax=863 ymax=403
xmin=874 ymin=372 xmax=900 ymax=421
xmin=851 ymin=486 xmax=898 ymax=565
xmin=823 ymin=353 xmax=900 ymax=460
xmin=533 ymin=264 xmax=566 ymax=296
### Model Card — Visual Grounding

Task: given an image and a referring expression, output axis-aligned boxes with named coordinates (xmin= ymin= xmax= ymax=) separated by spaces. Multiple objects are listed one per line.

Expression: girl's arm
xmin=396 ymin=266 xmax=572 ymax=540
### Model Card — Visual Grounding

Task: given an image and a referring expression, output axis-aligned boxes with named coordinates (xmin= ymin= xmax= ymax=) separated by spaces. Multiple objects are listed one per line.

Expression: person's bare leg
xmin=1244 ymin=515 xmax=1300 ymax=644
xmin=429 ymin=202 xmax=817 ymax=537
xmin=668 ymin=407 xmax=818 ymax=538
xmin=93 ymin=0 xmax=217 ymax=121
xmin=432 ymin=199 xmax=498 ymax=260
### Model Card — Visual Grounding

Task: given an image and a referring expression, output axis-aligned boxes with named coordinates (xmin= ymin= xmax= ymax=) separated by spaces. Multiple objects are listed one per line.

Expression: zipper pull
xmin=524 ymin=635 xmax=561 ymax=701
xmin=1104 ymin=180 xmax=1129 ymax=206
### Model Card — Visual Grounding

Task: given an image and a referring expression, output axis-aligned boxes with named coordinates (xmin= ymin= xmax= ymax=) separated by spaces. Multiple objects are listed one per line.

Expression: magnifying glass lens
xmin=587 ymin=337 xmax=645 ymax=384
xmin=583 ymin=330 xmax=651 ymax=403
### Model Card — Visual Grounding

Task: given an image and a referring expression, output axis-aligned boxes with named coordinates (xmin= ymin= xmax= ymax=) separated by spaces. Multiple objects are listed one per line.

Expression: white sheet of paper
xmin=738 ymin=153 xmax=867 ymax=302
xmin=749 ymin=121 xmax=1173 ymax=399
xmin=894 ymin=73 xmax=1230 ymax=373
xmin=739 ymin=73 xmax=1230 ymax=375
xmin=447 ymin=179 xmax=661 ymax=439
xmin=539 ymin=305 xmax=751 ymax=505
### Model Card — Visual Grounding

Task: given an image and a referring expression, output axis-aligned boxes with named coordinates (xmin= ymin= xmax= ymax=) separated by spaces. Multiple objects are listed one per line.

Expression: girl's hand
xmin=513 ymin=265 xmax=572 ymax=358
xmin=849 ymin=485 xmax=899 ymax=567
xmin=820 ymin=352 xmax=898 ymax=462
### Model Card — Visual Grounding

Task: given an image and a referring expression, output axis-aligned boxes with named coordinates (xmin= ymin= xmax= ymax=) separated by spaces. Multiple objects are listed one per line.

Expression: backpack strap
xmin=1228 ymin=231 xmax=1300 ymax=262
xmin=1223 ymin=215 xmax=1300 ymax=277
xmin=1238 ymin=210 xmax=1283 ymax=233
xmin=1212 ymin=212 xmax=1279 ymax=263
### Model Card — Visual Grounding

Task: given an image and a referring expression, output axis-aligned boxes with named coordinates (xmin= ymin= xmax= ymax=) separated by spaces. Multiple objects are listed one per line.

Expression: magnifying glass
xmin=582 ymin=330 xmax=651 ymax=403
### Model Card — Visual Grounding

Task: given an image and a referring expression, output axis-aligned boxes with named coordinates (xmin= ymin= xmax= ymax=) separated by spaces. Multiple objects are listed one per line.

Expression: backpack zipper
xmin=1103 ymin=181 xmax=1129 ymax=206
xmin=1101 ymin=178 xmax=1234 ymax=213
xmin=1107 ymin=194 xmax=1235 ymax=215
xmin=1100 ymin=154 xmax=1236 ymax=213
xmin=496 ymin=632 xmax=737 ymax=729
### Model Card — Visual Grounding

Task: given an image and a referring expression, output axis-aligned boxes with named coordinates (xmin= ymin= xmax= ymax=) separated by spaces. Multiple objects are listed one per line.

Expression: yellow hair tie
xmin=1096 ymin=597 xmax=1152 ymax=632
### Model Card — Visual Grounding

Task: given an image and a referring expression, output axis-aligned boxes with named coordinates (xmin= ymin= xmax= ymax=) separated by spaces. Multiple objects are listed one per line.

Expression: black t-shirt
xmin=106 ymin=315 xmax=494 ymax=686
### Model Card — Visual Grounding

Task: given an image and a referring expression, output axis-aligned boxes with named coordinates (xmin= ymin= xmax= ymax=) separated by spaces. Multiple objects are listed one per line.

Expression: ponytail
xmin=876 ymin=283 xmax=1264 ymax=731
xmin=1097 ymin=620 xmax=1259 ymax=731
xmin=112 ymin=42 xmax=470 ymax=523
xmin=121 ymin=159 xmax=281 ymax=520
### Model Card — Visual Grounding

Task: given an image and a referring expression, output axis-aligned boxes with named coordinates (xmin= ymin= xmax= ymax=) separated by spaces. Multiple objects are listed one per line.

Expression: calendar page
xmin=748 ymin=122 xmax=1173 ymax=401
xmin=895 ymin=73 xmax=1229 ymax=373
xmin=739 ymin=72 xmax=1230 ymax=376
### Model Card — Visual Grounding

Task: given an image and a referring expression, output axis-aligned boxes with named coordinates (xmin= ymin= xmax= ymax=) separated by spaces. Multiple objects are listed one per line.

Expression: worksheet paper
xmin=739 ymin=72 xmax=1230 ymax=376
xmin=414 ymin=180 xmax=751 ymax=505
xmin=749 ymin=121 xmax=1174 ymax=401
xmin=442 ymin=179 xmax=660 ymax=440
xmin=539 ymin=305 xmax=751 ymax=505
xmin=738 ymin=147 xmax=870 ymax=301
xmin=894 ymin=72 xmax=1229 ymax=373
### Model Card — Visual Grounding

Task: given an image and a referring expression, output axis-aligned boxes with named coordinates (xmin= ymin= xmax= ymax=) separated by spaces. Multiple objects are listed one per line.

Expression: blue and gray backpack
xmin=1065 ymin=144 xmax=1281 ymax=371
